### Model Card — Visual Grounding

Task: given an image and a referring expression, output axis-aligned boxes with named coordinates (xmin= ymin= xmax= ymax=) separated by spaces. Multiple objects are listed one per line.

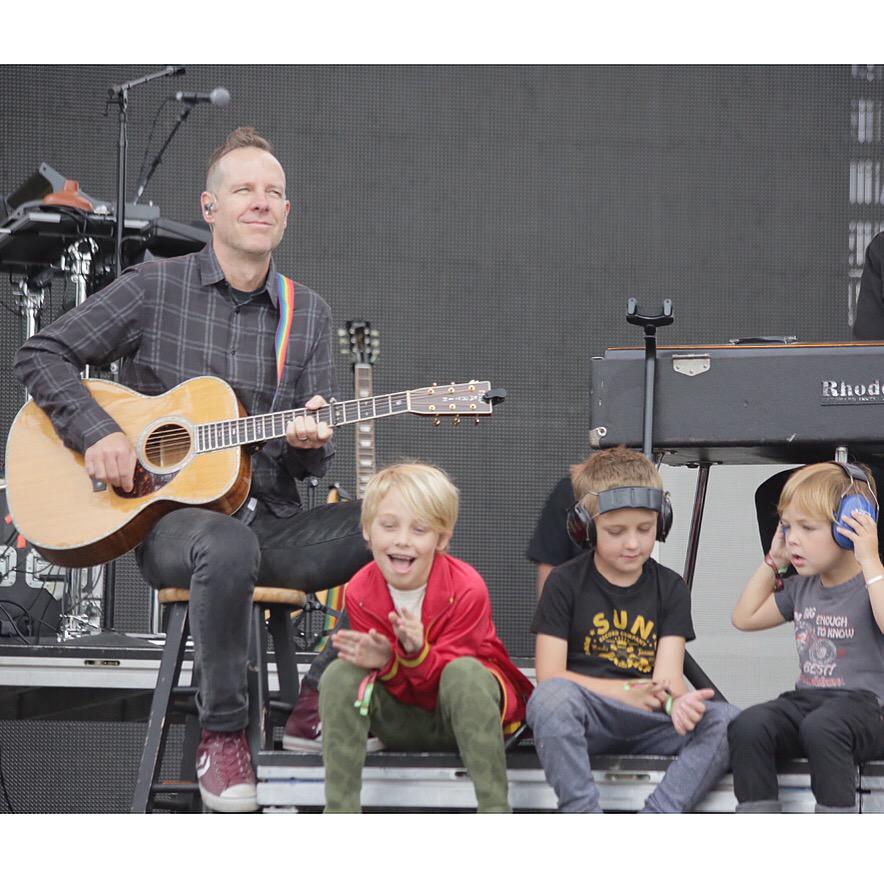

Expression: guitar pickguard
xmin=113 ymin=462 xmax=178 ymax=499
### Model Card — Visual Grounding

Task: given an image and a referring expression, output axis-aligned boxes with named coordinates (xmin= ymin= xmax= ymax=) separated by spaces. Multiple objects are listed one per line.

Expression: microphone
xmin=174 ymin=87 xmax=231 ymax=107
xmin=27 ymin=267 xmax=55 ymax=290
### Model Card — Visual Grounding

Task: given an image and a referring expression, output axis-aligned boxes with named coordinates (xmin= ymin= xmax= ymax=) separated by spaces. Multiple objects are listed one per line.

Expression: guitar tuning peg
xmin=433 ymin=417 xmax=441 ymax=428
xmin=337 ymin=328 xmax=346 ymax=338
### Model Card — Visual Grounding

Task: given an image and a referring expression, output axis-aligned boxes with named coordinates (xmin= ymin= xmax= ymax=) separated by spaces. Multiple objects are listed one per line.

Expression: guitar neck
xmin=194 ymin=390 xmax=406 ymax=453
xmin=353 ymin=363 xmax=375 ymax=500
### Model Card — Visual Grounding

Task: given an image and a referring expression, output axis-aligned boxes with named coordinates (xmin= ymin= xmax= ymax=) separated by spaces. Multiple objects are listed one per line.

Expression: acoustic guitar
xmin=5 ymin=376 xmax=505 ymax=568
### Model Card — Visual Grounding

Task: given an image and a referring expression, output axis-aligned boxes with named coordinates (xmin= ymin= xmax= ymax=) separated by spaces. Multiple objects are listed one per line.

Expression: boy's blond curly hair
xmin=778 ymin=462 xmax=876 ymax=524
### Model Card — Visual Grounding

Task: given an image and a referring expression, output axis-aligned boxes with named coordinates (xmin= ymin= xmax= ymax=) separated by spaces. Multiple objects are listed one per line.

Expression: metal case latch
xmin=671 ymin=353 xmax=710 ymax=377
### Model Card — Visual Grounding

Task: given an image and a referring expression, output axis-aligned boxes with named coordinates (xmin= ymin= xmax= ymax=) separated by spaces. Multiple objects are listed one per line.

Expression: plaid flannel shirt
xmin=13 ymin=244 xmax=337 ymax=516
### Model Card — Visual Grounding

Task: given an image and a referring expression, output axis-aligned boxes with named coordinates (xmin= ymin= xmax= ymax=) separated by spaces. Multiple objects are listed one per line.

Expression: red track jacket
xmin=346 ymin=553 xmax=534 ymax=732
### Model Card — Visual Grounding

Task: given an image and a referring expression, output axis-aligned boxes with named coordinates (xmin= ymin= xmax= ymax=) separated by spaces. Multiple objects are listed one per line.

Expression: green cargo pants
xmin=319 ymin=656 xmax=511 ymax=812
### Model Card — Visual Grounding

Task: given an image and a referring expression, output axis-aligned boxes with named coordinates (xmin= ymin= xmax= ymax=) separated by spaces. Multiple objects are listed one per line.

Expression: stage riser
xmin=255 ymin=759 xmax=871 ymax=813
xmin=0 ymin=721 xmax=878 ymax=813
xmin=0 ymin=720 xmax=185 ymax=813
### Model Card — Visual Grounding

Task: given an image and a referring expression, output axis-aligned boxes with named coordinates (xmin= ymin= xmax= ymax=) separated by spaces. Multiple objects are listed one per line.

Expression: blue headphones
xmin=831 ymin=462 xmax=878 ymax=550
xmin=566 ymin=486 xmax=673 ymax=550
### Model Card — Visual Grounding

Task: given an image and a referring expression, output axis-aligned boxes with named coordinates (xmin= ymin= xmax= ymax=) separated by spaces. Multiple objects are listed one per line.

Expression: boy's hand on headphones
xmin=839 ymin=510 xmax=881 ymax=568
xmin=671 ymin=688 xmax=714 ymax=736
xmin=767 ymin=523 xmax=790 ymax=571
xmin=389 ymin=609 xmax=424 ymax=655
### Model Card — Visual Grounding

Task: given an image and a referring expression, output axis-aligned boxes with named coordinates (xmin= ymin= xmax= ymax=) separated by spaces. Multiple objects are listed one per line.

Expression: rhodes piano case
xmin=589 ymin=342 xmax=884 ymax=466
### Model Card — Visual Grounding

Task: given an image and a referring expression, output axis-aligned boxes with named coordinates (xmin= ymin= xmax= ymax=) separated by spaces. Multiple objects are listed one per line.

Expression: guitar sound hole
xmin=143 ymin=423 xmax=192 ymax=470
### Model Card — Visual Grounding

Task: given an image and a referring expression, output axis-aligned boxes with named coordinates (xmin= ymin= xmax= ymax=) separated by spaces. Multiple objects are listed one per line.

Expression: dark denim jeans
xmin=728 ymin=687 xmax=884 ymax=810
xmin=136 ymin=500 xmax=370 ymax=731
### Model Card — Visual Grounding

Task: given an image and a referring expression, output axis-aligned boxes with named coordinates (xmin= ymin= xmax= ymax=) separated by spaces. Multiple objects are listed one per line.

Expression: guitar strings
xmin=141 ymin=400 xmax=406 ymax=442
xmin=138 ymin=390 xmax=426 ymax=449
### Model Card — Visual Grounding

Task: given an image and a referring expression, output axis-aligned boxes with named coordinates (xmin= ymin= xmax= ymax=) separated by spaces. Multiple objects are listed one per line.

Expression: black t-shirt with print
xmin=531 ymin=555 xmax=695 ymax=680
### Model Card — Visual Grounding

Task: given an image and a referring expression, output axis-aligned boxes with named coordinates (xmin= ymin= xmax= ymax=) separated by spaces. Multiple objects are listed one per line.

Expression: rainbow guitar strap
xmin=274 ymin=273 xmax=296 ymax=386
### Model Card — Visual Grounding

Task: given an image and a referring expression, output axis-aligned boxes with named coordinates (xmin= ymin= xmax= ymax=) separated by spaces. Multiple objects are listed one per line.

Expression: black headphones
xmin=831 ymin=462 xmax=878 ymax=550
xmin=566 ymin=486 xmax=673 ymax=550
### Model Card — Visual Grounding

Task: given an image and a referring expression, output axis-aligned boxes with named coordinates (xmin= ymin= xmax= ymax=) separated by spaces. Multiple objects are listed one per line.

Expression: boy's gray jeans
xmin=526 ymin=677 xmax=740 ymax=812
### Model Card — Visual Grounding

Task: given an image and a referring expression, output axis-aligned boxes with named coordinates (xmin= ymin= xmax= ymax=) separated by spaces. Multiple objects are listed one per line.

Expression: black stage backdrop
xmin=0 ymin=64 xmax=879 ymax=656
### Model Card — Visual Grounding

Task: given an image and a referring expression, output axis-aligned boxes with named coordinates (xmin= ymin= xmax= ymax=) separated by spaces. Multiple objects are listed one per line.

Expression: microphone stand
xmin=107 ymin=65 xmax=185 ymax=276
xmin=626 ymin=298 xmax=673 ymax=460
xmin=625 ymin=298 xmax=724 ymax=699
xmin=103 ymin=66 xmax=184 ymax=632
xmin=133 ymin=103 xmax=193 ymax=205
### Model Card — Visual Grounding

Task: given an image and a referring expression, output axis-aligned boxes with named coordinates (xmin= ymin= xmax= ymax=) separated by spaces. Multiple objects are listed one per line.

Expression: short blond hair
xmin=779 ymin=462 xmax=877 ymax=524
xmin=206 ymin=126 xmax=276 ymax=192
xmin=570 ymin=447 xmax=662 ymax=518
xmin=361 ymin=461 xmax=459 ymax=536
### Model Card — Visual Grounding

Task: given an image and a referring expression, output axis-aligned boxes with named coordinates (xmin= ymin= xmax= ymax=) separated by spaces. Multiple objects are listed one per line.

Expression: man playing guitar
xmin=13 ymin=127 xmax=371 ymax=812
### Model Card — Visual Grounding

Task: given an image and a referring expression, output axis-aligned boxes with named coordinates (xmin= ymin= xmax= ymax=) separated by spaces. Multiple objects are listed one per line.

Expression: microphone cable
xmin=133 ymin=97 xmax=174 ymax=203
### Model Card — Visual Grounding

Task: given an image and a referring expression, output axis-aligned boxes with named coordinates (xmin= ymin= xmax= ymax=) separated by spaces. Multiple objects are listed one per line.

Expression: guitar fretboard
xmin=354 ymin=363 xmax=375 ymax=499
xmin=195 ymin=391 xmax=408 ymax=453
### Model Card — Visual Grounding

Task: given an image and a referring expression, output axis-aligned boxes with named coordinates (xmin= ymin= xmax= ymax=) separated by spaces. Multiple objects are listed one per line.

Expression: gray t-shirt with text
xmin=775 ymin=571 xmax=884 ymax=703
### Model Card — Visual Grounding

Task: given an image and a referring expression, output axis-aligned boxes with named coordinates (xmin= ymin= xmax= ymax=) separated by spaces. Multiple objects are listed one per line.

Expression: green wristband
xmin=664 ymin=694 xmax=674 ymax=716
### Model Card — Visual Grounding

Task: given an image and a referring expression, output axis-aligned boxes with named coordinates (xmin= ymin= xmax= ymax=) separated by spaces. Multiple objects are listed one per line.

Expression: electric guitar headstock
xmin=338 ymin=320 xmax=380 ymax=500
xmin=338 ymin=320 xmax=380 ymax=370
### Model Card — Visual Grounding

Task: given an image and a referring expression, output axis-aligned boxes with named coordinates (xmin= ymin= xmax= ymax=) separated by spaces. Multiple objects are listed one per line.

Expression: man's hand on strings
xmin=286 ymin=395 xmax=333 ymax=449
xmin=84 ymin=432 xmax=137 ymax=493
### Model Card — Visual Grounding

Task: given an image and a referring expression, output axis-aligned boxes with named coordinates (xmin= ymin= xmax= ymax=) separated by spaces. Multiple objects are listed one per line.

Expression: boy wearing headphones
xmin=729 ymin=461 xmax=884 ymax=812
xmin=527 ymin=446 xmax=739 ymax=813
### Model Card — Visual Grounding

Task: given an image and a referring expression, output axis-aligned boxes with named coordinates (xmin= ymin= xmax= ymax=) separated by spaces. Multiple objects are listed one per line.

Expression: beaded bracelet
xmin=764 ymin=554 xmax=786 ymax=592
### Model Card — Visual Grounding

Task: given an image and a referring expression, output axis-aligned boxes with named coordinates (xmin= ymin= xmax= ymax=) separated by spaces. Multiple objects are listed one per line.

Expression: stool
xmin=131 ymin=585 xmax=308 ymax=813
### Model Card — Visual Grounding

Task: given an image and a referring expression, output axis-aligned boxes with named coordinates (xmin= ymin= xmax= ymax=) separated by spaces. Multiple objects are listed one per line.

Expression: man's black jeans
xmin=136 ymin=501 xmax=370 ymax=731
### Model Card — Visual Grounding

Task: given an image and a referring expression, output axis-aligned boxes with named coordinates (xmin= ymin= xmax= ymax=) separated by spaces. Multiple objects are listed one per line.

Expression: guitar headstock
xmin=407 ymin=381 xmax=506 ymax=425
xmin=338 ymin=320 xmax=380 ymax=369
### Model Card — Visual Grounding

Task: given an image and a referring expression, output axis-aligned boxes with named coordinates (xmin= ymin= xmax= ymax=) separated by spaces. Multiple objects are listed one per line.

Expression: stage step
xmin=255 ymin=748 xmax=884 ymax=812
